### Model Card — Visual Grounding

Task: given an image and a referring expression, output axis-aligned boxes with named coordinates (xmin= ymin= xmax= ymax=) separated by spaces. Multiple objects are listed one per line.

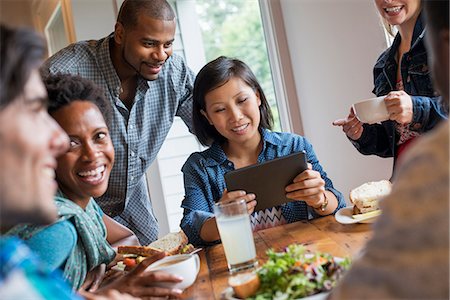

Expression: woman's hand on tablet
xmin=220 ymin=189 xmax=257 ymax=214
xmin=285 ymin=164 xmax=325 ymax=208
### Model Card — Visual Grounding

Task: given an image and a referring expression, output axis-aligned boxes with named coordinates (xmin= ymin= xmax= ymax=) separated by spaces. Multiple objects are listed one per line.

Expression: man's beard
xmin=121 ymin=47 xmax=143 ymax=78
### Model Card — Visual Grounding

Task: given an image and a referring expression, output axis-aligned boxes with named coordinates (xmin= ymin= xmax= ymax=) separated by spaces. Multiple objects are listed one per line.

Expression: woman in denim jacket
xmin=333 ymin=0 xmax=447 ymax=174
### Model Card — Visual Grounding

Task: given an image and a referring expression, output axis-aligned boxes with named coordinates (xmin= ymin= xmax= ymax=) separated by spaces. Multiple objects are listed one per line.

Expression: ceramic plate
xmin=335 ymin=206 xmax=379 ymax=224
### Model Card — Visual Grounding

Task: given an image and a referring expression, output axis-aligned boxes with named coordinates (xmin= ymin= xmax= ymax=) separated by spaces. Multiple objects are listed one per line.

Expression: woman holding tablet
xmin=180 ymin=56 xmax=345 ymax=246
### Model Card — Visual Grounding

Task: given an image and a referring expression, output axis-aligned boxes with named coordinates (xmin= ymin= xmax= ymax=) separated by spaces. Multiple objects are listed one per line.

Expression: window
xmin=43 ymin=0 xmax=76 ymax=56
xmin=195 ymin=0 xmax=281 ymax=130
xmin=150 ymin=0 xmax=299 ymax=234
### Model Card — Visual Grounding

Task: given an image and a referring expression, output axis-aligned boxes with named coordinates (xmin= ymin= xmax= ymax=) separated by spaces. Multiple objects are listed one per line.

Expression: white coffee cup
xmin=353 ymin=96 xmax=389 ymax=124
xmin=145 ymin=253 xmax=200 ymax=290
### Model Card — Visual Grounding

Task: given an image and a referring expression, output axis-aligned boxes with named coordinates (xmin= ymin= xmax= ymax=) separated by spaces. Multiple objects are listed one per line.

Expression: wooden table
xmin=183 ymin=215 xmax=372 ymax=299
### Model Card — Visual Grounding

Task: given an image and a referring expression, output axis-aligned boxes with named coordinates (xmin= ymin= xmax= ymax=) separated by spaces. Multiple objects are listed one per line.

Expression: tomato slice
xmin=123 ymin=257 xmax=137 ymax=268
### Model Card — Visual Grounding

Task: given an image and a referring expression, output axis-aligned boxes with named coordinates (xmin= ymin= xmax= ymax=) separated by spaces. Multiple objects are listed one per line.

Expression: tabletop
xmin=182 ymin=215 xmax=373 ymax=299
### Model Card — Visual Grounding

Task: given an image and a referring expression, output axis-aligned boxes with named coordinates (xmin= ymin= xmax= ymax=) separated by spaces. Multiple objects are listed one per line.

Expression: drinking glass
xmin=214 ymin=199 xmax=258 ymax=273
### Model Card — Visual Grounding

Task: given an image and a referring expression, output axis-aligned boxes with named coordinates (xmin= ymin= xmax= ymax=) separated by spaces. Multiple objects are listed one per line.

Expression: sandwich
xmin=113 ymin=245 xmax=164 ymax=271
xmin=148 ymin=230 xmax=194 ymax=255
xmin=115 ymin=231 xmax=194 ymax=271
xmin=349 ymin=180 xmax=392 ymax=219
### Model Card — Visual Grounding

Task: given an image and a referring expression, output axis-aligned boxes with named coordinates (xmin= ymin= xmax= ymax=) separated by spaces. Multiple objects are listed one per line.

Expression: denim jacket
xmin=351 ymin=13 xmax=447 ymax=170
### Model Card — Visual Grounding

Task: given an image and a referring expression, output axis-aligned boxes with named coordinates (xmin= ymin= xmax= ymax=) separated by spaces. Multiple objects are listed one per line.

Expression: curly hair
xmin=45 ymin=74 xmax=112 ymax=128
xmin=193 ymin=56 xmax=273 ymax=146
xmin=0 ymin=24 xmax=46 ymax=110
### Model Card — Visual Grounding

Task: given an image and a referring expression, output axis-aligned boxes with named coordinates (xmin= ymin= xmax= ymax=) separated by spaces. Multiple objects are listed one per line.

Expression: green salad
xmin=249 ymin=244 xmax=351 ymax=300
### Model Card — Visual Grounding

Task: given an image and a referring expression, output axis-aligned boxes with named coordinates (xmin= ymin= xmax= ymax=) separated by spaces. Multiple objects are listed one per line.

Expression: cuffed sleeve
xmin=410 ymin=96 xmax=448 ymax=132
xmin=350 ymin=122 xmax=395 ymax=158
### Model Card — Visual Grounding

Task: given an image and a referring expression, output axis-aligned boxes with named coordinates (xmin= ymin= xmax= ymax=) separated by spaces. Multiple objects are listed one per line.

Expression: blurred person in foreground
xmin=7 ymin=74 xmax=183 ymax=299
xmin=0 ymin=24 xmax=169 ymax=300
xmin=0 ymin=23 xmax=77 ymax=300
xmin=330 ymin=0 xmax=449 ymax=298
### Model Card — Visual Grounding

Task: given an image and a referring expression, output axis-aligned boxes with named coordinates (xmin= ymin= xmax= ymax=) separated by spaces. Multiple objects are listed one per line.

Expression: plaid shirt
xmin=42 ymin=35 xmax=195 ymax=245
xmin=0 ymin=237 xmax=80 ymax=300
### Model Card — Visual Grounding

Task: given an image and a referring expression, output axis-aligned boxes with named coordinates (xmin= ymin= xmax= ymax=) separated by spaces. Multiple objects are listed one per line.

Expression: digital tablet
xmin=224 ymin=151 xmax=308 ymax=212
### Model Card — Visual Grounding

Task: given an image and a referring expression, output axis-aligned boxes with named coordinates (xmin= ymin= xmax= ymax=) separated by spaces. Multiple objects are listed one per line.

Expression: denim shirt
xmin=351 ymin=13 xmax=448 ymax=169
xmin=180 ymin=129 xmax=345 ymax=246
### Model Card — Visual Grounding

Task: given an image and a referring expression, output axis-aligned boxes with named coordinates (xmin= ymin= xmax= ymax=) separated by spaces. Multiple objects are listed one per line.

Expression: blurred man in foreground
xmin=331 ymin=0 xmax=449 ymax=298
xmin=0 ymin=24 xmax=77 ymax=300
xmin=0 ymin=24 xmax=180 ymax=300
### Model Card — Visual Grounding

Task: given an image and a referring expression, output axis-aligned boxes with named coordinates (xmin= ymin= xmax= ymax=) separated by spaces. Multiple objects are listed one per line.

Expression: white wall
xmin=280 ymin=0 xmax=393 ymax=202
xmin=71 ymin=0 xmax=116 ymax=41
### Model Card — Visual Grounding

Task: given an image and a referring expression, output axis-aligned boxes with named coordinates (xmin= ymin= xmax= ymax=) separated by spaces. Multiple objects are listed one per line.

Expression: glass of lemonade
xmin=214 ymin=199 xmax=258 ymax=273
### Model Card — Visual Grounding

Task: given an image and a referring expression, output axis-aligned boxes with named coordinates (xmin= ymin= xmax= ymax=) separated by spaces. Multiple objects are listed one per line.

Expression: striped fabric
xmin=251 ymin=207 xmax=287 ymax=231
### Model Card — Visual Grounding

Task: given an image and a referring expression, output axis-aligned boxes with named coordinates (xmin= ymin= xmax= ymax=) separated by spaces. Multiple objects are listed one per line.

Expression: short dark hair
xmin=45 ymin=74 xmax=112 ymax=128
xmin=0 ymin=24 xmax=46 ymax=110
xmin=423 ymin=0 xmax=449 ymax=32
xmin=193 ymin=56 xmax=273 ymax=146
xmin=117 ymin=0 xmax=176 ymax=29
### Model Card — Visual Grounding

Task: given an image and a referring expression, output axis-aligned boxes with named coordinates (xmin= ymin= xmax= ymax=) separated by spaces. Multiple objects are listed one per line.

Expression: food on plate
xmin=229 ymin=272 xmax=260 ymax=299
xmin=117 ymin=245 xmax=165 ymax=257
xmin=148 ymin=230 xmax=195 ymax=255
xmin=113 ymin=246 xmax=163 ymax=271
xmin=242 ymin=244 xmax=350 ymax=299
xmin=350 ymin=209 xmax=382 ymax=221
xmin=350 ymin=180 xmax=391 ymax=216
xmin=114 ymin=231 xmax=195 ymax=271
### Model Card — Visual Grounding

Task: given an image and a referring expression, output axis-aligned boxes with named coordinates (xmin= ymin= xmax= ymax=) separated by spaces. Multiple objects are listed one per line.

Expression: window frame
xmin=258 ymin=0 xmax=303 ymax=135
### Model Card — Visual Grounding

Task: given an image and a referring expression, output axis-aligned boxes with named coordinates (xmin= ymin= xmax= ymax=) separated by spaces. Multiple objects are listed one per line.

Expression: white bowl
xmin=145 ymin=254 xmax=200 ymax=290
xmin=353 ymin=96 xmax=389 ymax=124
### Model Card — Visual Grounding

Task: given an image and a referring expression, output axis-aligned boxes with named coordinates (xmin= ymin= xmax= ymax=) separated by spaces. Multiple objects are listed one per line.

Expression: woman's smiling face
xmin=201 ymin=77 xmax=262 ymax=147
xmin=374 ymin=0 xmax=421 ymax=26
xmin=51 ymin=101 xmax=114 ymax=204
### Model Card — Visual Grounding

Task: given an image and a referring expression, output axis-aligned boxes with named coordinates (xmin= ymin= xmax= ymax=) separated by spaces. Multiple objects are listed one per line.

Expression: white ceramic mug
xmin=353 ymin=96 xmax=389 ymax=124
xmin=145 ymin=253 xmax=200 ymax=290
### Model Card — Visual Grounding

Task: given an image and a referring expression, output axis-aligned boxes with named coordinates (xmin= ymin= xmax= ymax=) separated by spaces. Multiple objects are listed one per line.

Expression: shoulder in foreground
xmin=49 ymin=220 xmax=78 ymax=240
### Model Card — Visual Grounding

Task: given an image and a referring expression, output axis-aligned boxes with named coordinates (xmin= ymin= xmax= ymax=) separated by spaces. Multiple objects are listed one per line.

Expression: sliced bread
xmin=148 ymin=231 xmax=189 ymax=255
xmin=350 ymin=180 xmax=392 ymax=214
